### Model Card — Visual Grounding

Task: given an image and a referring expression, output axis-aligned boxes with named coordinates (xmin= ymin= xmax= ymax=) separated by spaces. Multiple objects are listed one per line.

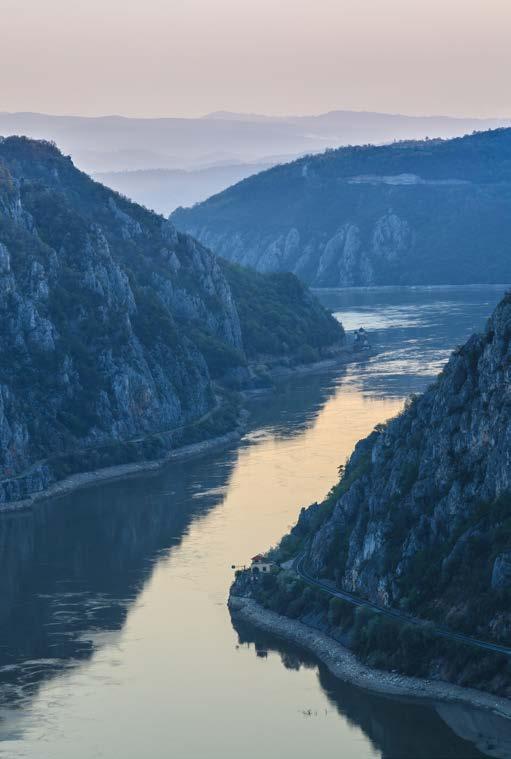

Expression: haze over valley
xmin=2 ymin=110 xmax=510 ymax=213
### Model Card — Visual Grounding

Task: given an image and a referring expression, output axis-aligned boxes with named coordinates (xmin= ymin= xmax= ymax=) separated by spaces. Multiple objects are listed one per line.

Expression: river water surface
xmin=1 ymin=286 xmax=511 ymax=759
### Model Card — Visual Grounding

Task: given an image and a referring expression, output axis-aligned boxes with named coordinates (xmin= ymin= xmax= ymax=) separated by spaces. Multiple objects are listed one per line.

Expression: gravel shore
xmin=0 ymin=427 xmax=244 ymax=514
xmin=0 ymin=343 xmax=373 ymax=514
xmin=229 ymin=595 xmax=511 ymax=720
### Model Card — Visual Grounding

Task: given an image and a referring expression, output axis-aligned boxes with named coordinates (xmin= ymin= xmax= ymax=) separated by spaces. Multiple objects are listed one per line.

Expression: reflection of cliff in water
xmin=232 ymin=620 xmax=510 ymax=759
xmin=245 ymin=364 xmax=348 ymax=440
xmin=435 ymin=703 xmax=511 ymax=759
xmin=0 ymin=450 xmax=237 ymax=720
xmin=0 ymin=364 xmax=342 ymax=727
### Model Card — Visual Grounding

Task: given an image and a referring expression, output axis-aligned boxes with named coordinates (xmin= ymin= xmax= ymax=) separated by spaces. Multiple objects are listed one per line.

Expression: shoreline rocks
xmin=229 ymin=595 xmax=511 ymax=720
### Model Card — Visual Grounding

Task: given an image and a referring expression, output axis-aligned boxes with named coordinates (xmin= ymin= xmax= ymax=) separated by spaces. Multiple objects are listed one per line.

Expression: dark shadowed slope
xmin=173 ymin=128 xmax=511 ymax=287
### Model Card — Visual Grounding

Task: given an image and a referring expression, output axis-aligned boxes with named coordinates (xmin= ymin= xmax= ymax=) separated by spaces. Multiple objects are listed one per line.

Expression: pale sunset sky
xmin=1 ymin=0 xmax=509 ymax=118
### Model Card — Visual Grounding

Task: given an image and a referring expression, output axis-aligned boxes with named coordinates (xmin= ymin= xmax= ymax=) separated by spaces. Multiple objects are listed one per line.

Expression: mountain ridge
xmin=172 ymin=127 xmax=511 ymax=287
xmin=0 ymin=136 xmax=345 ymax=505
xmin=2 ymin=109 xmax=509 ymax=174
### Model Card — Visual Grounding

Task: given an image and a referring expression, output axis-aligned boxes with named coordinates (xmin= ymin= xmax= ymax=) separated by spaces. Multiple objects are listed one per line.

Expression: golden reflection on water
xmin=2 ymin=378 xmax=402 ymax=759
xmin=224 ymin=386 xmax=403 ymax=571
xmin=4 ymin=285 xmax=510 ymax=759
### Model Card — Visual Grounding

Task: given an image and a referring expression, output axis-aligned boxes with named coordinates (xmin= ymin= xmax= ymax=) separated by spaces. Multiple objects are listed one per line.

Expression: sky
xmin=1 ymin=0 xmax=510 ymax=119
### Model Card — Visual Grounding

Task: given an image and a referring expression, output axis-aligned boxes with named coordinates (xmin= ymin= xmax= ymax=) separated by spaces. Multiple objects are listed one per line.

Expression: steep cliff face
xmin=0 ymin=139 xmax=243 ymax=502
xmin=282 ymin=294 xmax=511 ymax=665
xmin=172 ymin=128 xmax=511 ymax=286
xmin=302 ymin=297 xmax=511 ymax=624
xmin=0 ymin=137 xmax=345 ymax=504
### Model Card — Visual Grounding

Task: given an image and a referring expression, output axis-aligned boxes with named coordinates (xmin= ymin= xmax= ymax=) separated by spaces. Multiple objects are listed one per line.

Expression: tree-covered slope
xmin=0 ymin=137 xmax=345 ymax=504
xmin=250 ymin=293 xmax=511 ymax=696
xmin=220 ymin=261 xmax=344 ymax=362
xmin=172 ymin=128 xmax=511 ymax=287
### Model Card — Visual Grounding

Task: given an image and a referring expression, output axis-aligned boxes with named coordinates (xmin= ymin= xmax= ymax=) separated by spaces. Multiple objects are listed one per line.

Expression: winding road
xmin=293 ymin=553 xmax=511 ymax=658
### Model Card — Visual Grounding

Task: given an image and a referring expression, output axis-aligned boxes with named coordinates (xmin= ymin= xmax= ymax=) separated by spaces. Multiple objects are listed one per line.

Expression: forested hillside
xmin=0 ymin=137 xmax=345 ymax=504
xmin=173 ymin=128 xmax=511 ymax=287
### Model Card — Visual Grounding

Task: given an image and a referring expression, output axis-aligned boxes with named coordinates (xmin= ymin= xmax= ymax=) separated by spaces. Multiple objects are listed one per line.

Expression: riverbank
xmin=0 ymin=341 xmax=372 ymax=514
xmin=243 ymin=342 xmax=374 ymax=397
xmin=0 ymin=422 xmax=247 ymax=515
xmin=229 ymin=595 xmax=511 ymax=720
xmin=265 ymin=347 xmax=373 ymax=380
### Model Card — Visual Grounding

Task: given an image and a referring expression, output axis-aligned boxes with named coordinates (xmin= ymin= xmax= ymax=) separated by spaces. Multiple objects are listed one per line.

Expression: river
xmin=1 ymin=285 xmax=510 ymax=759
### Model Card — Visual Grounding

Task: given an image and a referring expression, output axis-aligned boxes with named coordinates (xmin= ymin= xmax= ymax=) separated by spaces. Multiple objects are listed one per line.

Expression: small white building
xmin=251 ymin=554 xmax=275 ymax=574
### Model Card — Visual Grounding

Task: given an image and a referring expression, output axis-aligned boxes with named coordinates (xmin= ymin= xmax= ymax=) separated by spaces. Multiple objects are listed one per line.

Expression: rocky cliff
xmin=0 ymin=137 xmax=345 ymax=504
xmin=172 ymin=128 xmax=511 ymax=287
xmin=262 ymin=293 xmax=511 ymax=695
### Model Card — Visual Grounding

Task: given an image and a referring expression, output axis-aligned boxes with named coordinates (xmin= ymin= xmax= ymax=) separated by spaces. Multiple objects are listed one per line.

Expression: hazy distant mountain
xmin=203 ymin=111 xmax=282 ymax=123
xmin=95 ymin=162 xmax=273 ymax=215
xmin=202 ymin=109 xmax=511 ymax=144
xmin=2 ymin=110 xmax=509 ymax=212
xmin=1 ymin=110 xmax=509 ymax=177
xmin=172 ymin=128 xmax=511 ymax=287
xmin=0 ymin=112 xmax=326 ymax=174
